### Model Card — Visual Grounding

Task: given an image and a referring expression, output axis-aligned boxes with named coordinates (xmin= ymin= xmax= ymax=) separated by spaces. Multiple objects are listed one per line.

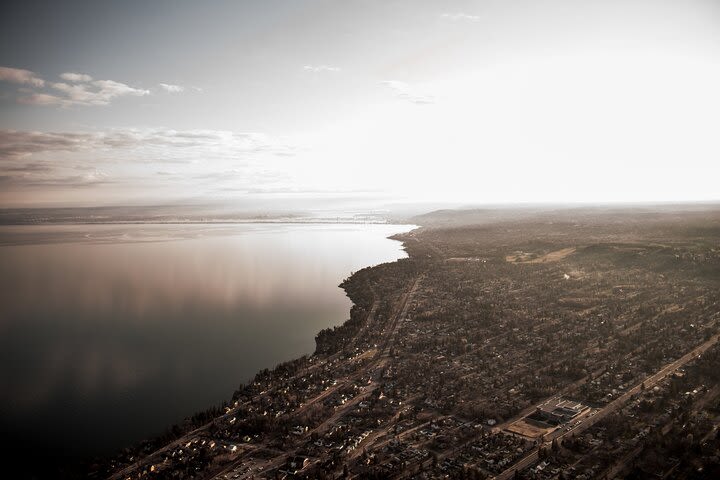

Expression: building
xmin=531 ymin=398 xmax=589 ymax=425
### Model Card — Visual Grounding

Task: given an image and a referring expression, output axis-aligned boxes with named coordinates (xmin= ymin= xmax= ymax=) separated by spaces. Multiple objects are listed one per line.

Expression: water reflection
xmin=0 ymin=223 xmax=413 ymax=460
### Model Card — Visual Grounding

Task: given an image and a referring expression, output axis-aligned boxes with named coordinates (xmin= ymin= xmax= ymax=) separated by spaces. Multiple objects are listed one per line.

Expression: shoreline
xmin=0 ymin=223 xmax=418 ymax=479
xmin=87 ymin=224 xmax=420 ymax=477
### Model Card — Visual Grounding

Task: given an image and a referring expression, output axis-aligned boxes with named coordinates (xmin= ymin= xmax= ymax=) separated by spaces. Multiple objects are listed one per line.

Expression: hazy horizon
xmin=2 ymin=0 xmax=719 ymax=209
xmin=4 ymin=4 xmax=720 ymax=477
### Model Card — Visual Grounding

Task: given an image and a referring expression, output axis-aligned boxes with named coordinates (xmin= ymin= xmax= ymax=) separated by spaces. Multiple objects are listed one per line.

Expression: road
xmin=207 ymin=276 xmax=423 ymax=480
xmin=109 ymin=298 xmax=385 ymax=480
xmin=491 ymin=332 xmax=720 ymax=480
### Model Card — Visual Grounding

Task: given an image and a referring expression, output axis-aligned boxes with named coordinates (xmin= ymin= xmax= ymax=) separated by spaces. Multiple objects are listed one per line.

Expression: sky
xmin=1 ymin=0 xmax=719 ymax=208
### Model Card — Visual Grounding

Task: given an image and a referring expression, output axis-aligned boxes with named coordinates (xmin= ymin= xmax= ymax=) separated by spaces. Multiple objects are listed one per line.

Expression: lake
xmin=0 ymin=223 xmax=413 ymax=468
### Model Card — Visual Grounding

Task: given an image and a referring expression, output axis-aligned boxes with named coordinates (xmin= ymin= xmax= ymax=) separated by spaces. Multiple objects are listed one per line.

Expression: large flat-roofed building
xmin=531 ymin=398 xmax=589 ymax=425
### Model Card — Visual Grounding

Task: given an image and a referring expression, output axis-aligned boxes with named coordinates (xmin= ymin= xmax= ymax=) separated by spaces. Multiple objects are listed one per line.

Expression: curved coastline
xmin=91 ymin=224 xmax=420 ymax=478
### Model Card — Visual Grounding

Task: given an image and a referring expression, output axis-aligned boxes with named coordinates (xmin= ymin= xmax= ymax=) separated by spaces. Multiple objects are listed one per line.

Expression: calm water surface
xmin=0 ymin=223 xmax=413 ymax=463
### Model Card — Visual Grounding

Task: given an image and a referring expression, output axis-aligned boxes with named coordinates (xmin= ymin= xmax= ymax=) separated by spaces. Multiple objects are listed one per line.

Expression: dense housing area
xmin=102 ymin=207 xmax=720 ymax=480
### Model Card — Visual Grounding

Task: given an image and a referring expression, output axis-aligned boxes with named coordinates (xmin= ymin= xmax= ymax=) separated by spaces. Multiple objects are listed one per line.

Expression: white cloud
xmin=16 ymin=93 xmax=64 ymax=106
xmin=60 ymin=72 xmax=93 ymax=82
xmin=1 ymin=67 xmax=150 ymax=107
xmin=51 ymin=79 xmax=149 ymax=106
xmin=31 ymin=79 xmax=148 ymax=107
xmin=303 ymin=65 xmax=341 ymax=73
xmin=441 ymin=13 xmax=480 ymax=22
xmin=0 ymin=66 xmax=45 ymax=87
xmin=380 ymin=80 xmax=435 ymax=105
xmin=159 ymin=83 xmax=185 ymax=93
xmin=79 ymin=170 xmax=109 ymax=184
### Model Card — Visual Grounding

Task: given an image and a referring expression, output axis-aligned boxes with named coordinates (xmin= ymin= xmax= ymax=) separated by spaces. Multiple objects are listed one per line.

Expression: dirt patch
xmin=505 ymin=419 xmax=555 ymax=439
xmin=506 ymin=247 xmax=577 ymax=264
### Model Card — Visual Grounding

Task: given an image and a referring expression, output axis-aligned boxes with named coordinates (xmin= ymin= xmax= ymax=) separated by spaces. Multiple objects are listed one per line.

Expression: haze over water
xmin=0 ymin=223 xmax=413 ymax=461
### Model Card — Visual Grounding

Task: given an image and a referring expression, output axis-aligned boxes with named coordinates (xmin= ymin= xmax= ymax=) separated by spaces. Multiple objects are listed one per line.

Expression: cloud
xmin=60 ymin=72 xmax=93 ymax=82
xmin=48 ymin=79 xmax=150 ymax=106
xmin=0 ymin=128 xmax=296 ymax=162
xmin=303 ymin=65 xmax=341 ymax=73
xmin=1 ymin=67 xmax=150 ymax=107
xmin=16 ymin=93 xmax=64 ymax=106
xmin=2 ymin=170 xmax=112 ymax=188
xmin=0 ymin=130 xmax=113 ymax=188
xmin=78 ymin=170 xmax=109 ymax=184
xmin=441 ymin=13 xmax=480 ymax=22
xmin=0 ymin=130 xmax=95 ymax=159
xmin=380 ymin=80 xmax=435 ymax=105
xmin=0 ymin=128 xmax=299 ymax=196
xmin=159 ymin=83 xmax=185 ymax=93
xmin=1 ymin=161 xmax=53 ymax=173
xmin=0 ymin=66 xmax=45 ymax=87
